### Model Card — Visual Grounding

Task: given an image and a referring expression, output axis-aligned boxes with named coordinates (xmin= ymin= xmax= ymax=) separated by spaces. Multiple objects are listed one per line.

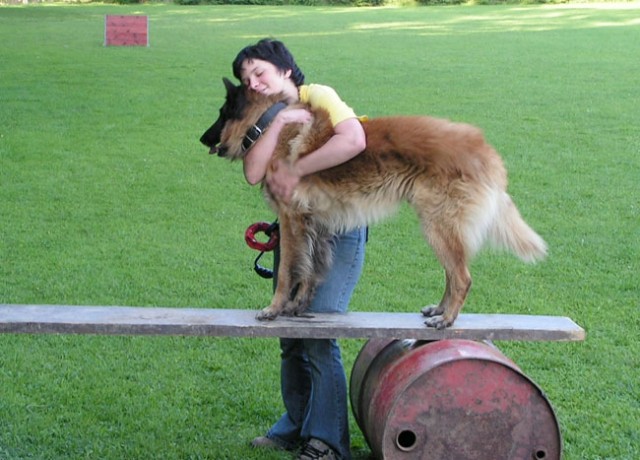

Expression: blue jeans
xmin=267 ymin=226 xmax=367 ymax=460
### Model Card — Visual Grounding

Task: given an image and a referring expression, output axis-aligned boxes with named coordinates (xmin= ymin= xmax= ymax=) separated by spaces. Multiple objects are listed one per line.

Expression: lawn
xmin=0 ymin=3 xmax=638 ymax=459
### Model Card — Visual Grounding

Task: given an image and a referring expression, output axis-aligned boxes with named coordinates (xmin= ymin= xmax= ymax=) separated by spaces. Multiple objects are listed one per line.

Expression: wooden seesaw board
xmin=0 ymin=304 xmax=585 ymax=342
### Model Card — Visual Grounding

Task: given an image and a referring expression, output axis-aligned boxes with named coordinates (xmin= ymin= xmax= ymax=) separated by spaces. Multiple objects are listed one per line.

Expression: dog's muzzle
xmin=212 ymin=145 xmax=228 ymax=157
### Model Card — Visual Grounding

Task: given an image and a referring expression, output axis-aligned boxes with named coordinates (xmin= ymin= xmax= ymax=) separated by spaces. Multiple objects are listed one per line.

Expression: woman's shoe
xmin=298 ymin=438 xmax=337 ymax=460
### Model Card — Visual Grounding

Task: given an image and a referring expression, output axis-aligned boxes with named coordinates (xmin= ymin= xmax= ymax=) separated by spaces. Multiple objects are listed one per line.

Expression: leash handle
xmin=245 ymin=221 xmax=279 ymax=252
xmin=245 ymin=221 xmax=279 ymax=279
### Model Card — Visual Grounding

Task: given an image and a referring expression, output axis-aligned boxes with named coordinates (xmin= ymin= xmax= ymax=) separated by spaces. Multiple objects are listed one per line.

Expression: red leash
xmin=244 ymin=221 xmax=279 ymax=279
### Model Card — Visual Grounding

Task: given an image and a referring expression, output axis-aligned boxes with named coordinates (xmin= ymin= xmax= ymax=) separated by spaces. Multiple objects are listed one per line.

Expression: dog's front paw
xmin=256 ymin=306 xmax=280 ymax=321
xmin=421 ymin=304 xmax=443 ymax=318
xmin=424 ymin=315 xmax=454 ymax=330
xmin=422 ymin=305 xmax=455 ymax=329
xmin=280 ymin=300 xmax=310 ymax=318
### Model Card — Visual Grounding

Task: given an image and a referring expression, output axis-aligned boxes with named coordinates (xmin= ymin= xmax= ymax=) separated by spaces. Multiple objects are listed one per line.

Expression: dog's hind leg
xmin=419 ymin=218 xmax=472 ymax=329
xmin=421 ymin=269 xmax=452 ymax=320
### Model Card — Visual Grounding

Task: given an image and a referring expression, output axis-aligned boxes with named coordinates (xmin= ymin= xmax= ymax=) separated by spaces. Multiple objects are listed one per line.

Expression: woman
xmin=232 ymin=39 xmax=366 ymax=460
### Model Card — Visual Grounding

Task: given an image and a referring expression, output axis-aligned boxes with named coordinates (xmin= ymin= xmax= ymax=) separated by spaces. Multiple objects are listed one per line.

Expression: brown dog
xmin=201 ymin=78 xmax=547 ymax=328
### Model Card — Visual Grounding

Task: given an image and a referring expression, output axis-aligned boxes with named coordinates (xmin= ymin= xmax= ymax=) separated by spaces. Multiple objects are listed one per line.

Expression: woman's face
xmin=240 ymin=58 xmax=291 ymax=95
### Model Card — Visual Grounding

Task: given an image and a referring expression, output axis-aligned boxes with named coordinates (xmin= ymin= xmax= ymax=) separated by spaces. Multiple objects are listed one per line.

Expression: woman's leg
xmin=264 ymin=226 xmax=366 ymax=459
xmin=300 ymin=226 xmax=367 ymax=460
xmin=265 ymin=338 xmax=311 ymax=450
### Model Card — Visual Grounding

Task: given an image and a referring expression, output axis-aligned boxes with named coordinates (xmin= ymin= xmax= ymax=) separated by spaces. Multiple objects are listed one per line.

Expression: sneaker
xmin=298 ymin=438 xmax=337 ymax=460
xmin=251 ymin=436 xmax=285 ymax=451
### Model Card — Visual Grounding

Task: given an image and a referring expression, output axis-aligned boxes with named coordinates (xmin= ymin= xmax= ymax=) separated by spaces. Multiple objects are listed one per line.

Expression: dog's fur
xmin=202 ymin=78 xmax=547 ymax=329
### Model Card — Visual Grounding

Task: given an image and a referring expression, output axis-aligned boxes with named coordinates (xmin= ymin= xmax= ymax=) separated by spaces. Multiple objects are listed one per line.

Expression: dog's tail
xmin=488 ymin=191 xmax=547 ymax=263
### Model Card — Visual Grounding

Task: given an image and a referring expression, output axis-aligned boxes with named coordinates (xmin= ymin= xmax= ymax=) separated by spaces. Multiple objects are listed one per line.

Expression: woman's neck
xmin=282 ymin=80 xmax=301 ymax=104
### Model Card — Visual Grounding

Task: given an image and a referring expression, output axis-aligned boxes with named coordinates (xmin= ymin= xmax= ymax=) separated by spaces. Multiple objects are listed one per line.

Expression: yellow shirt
xmin=299 ymin=84 xmax=362 ymax=127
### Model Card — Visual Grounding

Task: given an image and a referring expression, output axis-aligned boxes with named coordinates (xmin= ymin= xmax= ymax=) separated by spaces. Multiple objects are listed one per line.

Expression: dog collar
xmin=242 ymin=101 xmax=288 ymax=153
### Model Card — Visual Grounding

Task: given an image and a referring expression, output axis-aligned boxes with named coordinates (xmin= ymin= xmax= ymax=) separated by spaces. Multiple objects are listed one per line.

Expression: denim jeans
xmin=267 ymin=226 xmax=367 ymax=460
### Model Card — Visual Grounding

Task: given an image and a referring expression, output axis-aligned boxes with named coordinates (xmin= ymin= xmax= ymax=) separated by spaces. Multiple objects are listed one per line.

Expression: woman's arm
xmin=243 ymin=108 xmax=313 ymax=185
xmin=293 ymin=117 xmax=366 ymax=177
xmin=267 ymin=117 xmax=366 ymax=202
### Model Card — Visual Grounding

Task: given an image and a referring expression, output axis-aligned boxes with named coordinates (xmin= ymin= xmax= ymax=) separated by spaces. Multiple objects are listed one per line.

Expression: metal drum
xmin=350 ymin=339 xmax=561 ymax=460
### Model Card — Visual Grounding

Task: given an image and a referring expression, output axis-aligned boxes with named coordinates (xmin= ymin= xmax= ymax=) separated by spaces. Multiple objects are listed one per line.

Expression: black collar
xmin=242 ymin=101 xmax=288 ymax=153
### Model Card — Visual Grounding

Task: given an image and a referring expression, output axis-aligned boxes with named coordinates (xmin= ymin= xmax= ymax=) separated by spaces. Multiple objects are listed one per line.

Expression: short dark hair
xmin=232 ymin=38 xmax=305 ymax=86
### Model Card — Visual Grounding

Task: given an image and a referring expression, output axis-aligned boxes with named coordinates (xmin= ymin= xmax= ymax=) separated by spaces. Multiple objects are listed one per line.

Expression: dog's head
xmin=199 ymin=77 xmax=246 ymax=158
xmin=200 ymin=78 xmax=284 ymax=160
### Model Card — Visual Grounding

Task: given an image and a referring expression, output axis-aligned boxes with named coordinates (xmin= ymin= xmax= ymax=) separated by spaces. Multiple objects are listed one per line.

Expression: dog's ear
xmin=199 ymin=78 xmax=240 ymax=151
xmin=223 ymin=77 xmax=236 ymax=93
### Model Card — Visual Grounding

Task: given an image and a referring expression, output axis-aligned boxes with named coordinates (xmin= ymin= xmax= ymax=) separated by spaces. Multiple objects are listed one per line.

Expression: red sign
xmin=104 ymin=15 xmax=148 ymax=47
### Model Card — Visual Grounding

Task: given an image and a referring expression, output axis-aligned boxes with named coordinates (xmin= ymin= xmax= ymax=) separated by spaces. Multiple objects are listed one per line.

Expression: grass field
xmin=1 ymin=3 xmax=639 ymax=459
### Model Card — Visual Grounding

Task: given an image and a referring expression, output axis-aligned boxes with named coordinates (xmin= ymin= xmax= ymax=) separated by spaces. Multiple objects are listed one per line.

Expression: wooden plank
xmin=0 ymin=304 xmax=585 ymax=342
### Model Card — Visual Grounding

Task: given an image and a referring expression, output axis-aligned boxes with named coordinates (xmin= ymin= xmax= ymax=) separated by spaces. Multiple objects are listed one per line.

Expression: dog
xmin=200 ymin=78 xmax=547 ymax=329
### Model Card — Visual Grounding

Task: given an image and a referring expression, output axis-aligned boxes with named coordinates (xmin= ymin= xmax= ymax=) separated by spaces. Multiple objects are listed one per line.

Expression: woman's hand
xmin=267 ymin=159 xmax=300 ymax=204
xmin=277 ymin=107 xmax=313 ymax=125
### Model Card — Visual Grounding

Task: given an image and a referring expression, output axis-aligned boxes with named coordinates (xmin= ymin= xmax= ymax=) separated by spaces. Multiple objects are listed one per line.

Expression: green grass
xmin=1 ymin=3 xmax=639 ymax=459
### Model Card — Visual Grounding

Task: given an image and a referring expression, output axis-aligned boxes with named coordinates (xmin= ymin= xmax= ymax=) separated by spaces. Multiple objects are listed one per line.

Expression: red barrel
xmin=350 ymin=339 xmax=561 ymax=460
